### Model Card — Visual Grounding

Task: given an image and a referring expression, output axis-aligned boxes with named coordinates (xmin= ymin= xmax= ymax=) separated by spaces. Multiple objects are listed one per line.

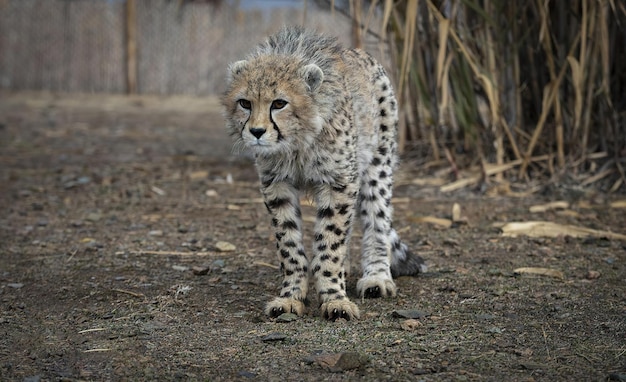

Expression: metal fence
xmin=0 ymin=0 xmax=354 ymax=95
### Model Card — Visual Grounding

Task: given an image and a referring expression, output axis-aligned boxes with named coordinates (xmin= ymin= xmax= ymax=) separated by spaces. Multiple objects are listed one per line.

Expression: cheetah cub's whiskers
xmin=222 ymin=26 xmax=426 ymax=321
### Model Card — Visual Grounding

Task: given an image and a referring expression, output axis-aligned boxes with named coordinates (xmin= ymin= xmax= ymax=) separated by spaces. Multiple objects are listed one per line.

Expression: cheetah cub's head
xmin=222 ymin=55 xmax=325 ymax=155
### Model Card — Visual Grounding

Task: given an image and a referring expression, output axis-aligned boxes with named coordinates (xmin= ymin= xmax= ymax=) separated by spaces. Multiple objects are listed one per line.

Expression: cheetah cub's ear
xmin=227 ymin=60 xmax=248 ymax=82
xmin=299 ymin=64 xmax=324 ymax=92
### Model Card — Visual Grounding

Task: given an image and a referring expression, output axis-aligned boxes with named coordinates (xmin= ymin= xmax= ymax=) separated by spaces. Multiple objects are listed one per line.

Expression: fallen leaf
xmin=585 ymin=270 xmax=601 ymax=280
xmin=513 ymin=267 xmax=564 ymax=279
xmin=400 ymin=319 xmax=422 ymax=331
xmin=486 ymin=182 xmax=512 ymax=197
xmin=499 ymin=221 xmax=626 ymax=240
xmin=215 ymin=241 xmax=236 ymax=252
xmin=188 ymin=170 xmax=208 ymax=180
xmin=513 ymin=348 xmax=534 ymax=357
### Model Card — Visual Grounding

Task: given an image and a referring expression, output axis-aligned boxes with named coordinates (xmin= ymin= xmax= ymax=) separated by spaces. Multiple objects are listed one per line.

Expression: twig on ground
xmin=129 ymin=250 xmax=222 ymax=256
xmin=83 ymin=348 xmax=112 ymax=353
xmin=253 ymin=261 xmax=279 ymax=269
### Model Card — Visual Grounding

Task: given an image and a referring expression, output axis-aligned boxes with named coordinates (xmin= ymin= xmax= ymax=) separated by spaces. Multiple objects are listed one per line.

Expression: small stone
xmin=443 ymin=238 xmax=459 ymax=246
xmin=215 ymin=241 xmax=236 ymax=252
xmin=585 ymin=270 xmax=601 ymax=279
xmin=237 ymin=371 xmax=256 ymax=378
xmin=84 ymin=240 xmax=103 ymax=249
xmin=607 ymin=373 xmax=626 ymax=381
xmin=261 ymin=332 xmax=287 ymax=342
xmin=392 ymin=309 xmax=429 ymax=319
xmin=411 ymin=368 xmax=432 ymax=375
xmin=232 ymin=311 xmax=247 ymax=318
xmin=275 ymin=313 xmax=298 ymax=322
xmin=85 ymin=212 xmax=102 ymax=222
xmin=192 ymin=265 xmax=211 ymax=275
xmin=76 ymin=176 xmax=91 ymax=185
xmin=212 ymin=259 xmax=225 ymax=268
xmin=312 ymin=352 xmax=369 ymax=372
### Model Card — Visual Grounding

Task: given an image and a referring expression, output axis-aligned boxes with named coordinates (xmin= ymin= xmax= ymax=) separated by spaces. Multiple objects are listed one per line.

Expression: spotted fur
xmin=222 ymin=26 xmax=426 ymax=320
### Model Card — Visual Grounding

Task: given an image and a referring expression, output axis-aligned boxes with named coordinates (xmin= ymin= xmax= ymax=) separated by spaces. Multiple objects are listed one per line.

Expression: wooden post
xmin=126 ymin=0 xmax=138 ymax=94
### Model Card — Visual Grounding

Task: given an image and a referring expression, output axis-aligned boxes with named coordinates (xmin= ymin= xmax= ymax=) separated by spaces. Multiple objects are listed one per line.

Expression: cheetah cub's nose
xmin=249 ymin=127 xmax=266 ymax=139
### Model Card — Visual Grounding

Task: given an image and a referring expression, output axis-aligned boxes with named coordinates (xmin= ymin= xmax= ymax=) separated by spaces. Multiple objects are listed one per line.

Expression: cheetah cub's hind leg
xmin=356 ymin=158 xmax=399 ymax=299
xmin=356 ymin=141 xmax=427 ymax=299
xmin=356 ymin=165 xmax=427 ymax=299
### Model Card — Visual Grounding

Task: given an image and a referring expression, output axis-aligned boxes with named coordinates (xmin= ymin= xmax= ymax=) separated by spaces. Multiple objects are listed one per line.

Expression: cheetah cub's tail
xmin=389 ymin=229 xmax=427 ymax=277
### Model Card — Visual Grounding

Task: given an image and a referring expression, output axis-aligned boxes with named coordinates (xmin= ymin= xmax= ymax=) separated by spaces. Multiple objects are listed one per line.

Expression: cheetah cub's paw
xmin=357 ymin=276 xmax=397 ymax=299
xmin=320 ymin=299 xmax=360 ymax=321
xmin=265 ymin=297 xmax=306 ymax=318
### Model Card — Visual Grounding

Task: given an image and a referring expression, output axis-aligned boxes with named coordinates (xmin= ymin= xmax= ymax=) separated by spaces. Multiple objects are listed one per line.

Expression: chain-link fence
xmin=0 ymin=0 xmax=354 ymax=96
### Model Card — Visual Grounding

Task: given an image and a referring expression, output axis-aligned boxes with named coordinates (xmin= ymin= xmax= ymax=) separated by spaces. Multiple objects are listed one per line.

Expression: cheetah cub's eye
xmin=238 ymin=99 xmax=251 ymax=110
xmin=271 ymin=99 xmax=288 ymax=110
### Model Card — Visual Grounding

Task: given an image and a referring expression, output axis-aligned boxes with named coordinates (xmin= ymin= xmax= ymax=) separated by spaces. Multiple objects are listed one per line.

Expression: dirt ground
xmin=1 ymin=92 xmax=624 ymax=381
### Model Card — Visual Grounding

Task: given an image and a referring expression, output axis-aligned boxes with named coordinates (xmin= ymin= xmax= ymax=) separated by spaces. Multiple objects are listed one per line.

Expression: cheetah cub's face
xmin=223 ymin=55 xmax=325 ymax=155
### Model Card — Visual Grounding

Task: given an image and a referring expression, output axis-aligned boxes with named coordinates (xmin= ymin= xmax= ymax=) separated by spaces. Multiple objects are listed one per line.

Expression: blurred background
xmin=1 ymin=0 xmax=624 ymax=187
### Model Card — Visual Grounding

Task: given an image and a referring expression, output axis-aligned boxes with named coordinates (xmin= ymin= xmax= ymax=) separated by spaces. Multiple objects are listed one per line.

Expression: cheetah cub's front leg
xmin=262 ymin=182 xmax=310 ymax=317
xmin=309 ymin=184 xmax=360 ymax=321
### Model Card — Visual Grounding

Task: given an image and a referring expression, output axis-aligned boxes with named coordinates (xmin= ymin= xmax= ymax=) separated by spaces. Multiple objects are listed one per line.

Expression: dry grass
xmin=345 ymin=0 xmax=625 ymax=188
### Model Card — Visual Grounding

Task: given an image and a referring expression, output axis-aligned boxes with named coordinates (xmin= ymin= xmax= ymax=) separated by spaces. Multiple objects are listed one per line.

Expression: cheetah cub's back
xmin=222 ymin=26 xmax=426 ymax=321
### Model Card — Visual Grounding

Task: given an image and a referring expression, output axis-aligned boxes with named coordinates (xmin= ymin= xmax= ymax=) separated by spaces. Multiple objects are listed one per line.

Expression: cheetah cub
xmin=222 ymin=27 xmax=426 ymax=320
